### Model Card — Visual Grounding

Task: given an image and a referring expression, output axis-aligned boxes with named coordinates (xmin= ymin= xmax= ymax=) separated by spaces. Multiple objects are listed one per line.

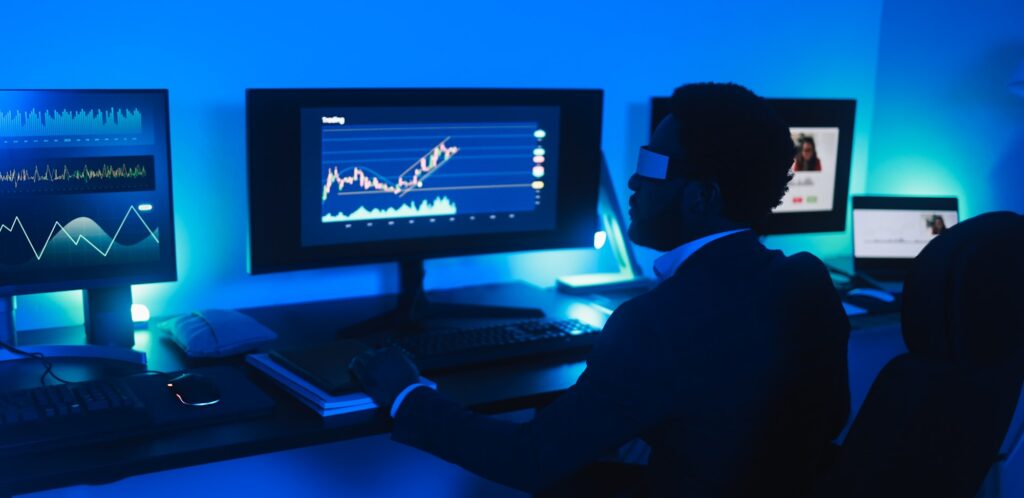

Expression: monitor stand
xmin=340 ymin=260 xmax=545 ymax=337
xmin=0 ymin=287 xmax=146 ymax=365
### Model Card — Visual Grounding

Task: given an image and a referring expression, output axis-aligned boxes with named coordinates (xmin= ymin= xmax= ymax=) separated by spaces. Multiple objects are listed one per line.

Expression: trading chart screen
xmin=299 ymin=106 xmax=560 ymax=246
xmin=0 ymin=90 xmax=176 ymax=293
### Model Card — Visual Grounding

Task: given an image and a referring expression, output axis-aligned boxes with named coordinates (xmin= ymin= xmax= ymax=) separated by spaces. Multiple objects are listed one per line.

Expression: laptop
xmin=852 ymin=195 xmax=959 ymax=281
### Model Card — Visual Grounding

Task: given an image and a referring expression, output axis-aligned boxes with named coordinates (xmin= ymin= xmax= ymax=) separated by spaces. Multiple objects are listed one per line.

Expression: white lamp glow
xmin=131 ymin=303 xmax=151 ymax=323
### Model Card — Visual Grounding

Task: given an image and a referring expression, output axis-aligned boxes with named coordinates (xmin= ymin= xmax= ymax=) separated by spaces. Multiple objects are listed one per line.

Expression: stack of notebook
xmin=246 ymin=340 xmax=435 ymax=417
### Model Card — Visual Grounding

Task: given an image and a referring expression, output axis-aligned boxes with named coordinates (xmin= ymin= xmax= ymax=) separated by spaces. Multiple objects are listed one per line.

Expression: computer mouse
xmin=167 ymin=373 xmax=221 ymax=407
xmin=846 ymin=287 xmax=897 ymax=303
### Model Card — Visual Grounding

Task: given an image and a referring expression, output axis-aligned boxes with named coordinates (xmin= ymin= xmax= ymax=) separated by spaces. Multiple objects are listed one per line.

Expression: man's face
xmin=627 ymin=115 xmax=688 ymax=251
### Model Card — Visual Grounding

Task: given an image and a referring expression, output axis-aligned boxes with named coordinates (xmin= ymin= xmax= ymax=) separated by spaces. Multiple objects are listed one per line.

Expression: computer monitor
xmin=247 ymin=89 xmax=602 ymax=331
xmin=852 ymin=195 xmax=959 ymax=281
xmin=0 ymin=89 xmax=177 ymax=354
xmin=649 ymin=97 xmax=855 ymax=234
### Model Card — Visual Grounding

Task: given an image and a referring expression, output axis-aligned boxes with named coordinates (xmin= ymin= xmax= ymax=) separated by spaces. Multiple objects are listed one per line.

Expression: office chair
xmin=814 ymin=211 xmax=1024 ymax=498
xmin=976 ymin=387 xmax=1024 ymax=497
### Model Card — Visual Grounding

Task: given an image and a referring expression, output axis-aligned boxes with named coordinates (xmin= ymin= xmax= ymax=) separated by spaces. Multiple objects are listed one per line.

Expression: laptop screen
xmin=852 ymin=196 xmax=959 ymax=278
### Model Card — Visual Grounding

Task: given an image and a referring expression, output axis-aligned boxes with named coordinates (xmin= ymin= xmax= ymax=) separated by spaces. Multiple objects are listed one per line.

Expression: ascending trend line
xmin=0 ymin=206 xmax=159 ymax=261
xmin=321 ymin=137 xmax=460 ymax=201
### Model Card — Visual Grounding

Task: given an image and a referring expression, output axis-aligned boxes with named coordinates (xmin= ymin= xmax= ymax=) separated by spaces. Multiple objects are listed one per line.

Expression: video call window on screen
xmin=776 ymin=127 xmax=840 ymax=214
xmin=850 ymin=196 xmax=959 ymax=280
xmin=854 ymin=206 xmax=959 ymax=259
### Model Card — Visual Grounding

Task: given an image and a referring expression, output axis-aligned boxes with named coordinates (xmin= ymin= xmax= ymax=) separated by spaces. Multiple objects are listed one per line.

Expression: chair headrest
xmin=902 ymin=211 xmax=1024 ymax=366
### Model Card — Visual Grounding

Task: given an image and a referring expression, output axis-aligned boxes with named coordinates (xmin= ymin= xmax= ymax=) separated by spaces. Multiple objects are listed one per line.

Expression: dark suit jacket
xmin=392 ymin=231 xmax=851 ymax=497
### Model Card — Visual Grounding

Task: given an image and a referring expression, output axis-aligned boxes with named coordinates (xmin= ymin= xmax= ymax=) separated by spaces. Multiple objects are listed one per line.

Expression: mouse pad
xmin=125 ymin=366 xmax=275 ymax=426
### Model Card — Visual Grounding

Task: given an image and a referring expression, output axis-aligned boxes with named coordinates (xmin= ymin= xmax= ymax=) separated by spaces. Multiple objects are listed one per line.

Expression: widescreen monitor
xmin=247 ymin=88 xmax=602 ymax=274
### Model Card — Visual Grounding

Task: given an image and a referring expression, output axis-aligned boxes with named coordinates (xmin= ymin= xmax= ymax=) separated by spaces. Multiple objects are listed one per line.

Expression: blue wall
xmin=867 ymin=0 xmax=1024 ymax=216
xmin=4 ymin=0 xmax=884 ymax=331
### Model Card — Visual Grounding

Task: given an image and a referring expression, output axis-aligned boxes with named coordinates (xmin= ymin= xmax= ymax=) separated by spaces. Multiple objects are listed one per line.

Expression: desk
xmin=0 ymin=282 xmax=601 ymax=496
xmin=0 ymin=282 xmax=899 ymax=496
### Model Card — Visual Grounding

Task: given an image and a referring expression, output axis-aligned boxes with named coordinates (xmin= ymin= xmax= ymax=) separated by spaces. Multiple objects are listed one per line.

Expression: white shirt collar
xmin=653 ymin=229 xmax=749 ymax=281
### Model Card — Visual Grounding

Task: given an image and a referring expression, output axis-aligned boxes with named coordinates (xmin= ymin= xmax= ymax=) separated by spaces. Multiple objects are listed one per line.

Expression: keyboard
xmin=0 ymin=366 xmax=276 ymax=457
xmin=388 ymin=318 xmax=601 ymax=373
xmin=0 ymin=378 xmax=153 ymax=456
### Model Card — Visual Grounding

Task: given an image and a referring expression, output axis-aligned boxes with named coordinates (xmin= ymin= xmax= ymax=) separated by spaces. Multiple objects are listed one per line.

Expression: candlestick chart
xmin=319 ymin=122 xmax=543 ymax=223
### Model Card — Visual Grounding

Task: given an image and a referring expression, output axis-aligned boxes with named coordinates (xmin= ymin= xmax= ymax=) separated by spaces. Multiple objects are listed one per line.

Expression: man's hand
xmin=348 ymin=346 xmax=422 ymax=412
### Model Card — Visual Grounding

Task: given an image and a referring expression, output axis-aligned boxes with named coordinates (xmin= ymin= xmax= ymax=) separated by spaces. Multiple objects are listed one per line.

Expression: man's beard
xmin=628 ymin=208 xmax=686 ymax=252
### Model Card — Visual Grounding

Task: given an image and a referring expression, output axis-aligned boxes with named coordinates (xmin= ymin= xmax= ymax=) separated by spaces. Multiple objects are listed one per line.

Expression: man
xmin=350 ymin=83 xmax=850 ymax=497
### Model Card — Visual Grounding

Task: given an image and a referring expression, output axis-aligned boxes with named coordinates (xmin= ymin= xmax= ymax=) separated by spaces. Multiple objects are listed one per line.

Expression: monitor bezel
xmin=852 ymin=195 xmax=959 ymax=276
xmin=0 ymin=89 xmax=178 ymax=297
xmin=649 ymin=97 xmax=856 ymax=235
xmin=246 ymin=88 xmax=603 ymax=275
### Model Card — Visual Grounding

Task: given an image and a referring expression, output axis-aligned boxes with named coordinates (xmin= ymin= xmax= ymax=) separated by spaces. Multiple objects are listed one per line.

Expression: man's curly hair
xmin=669 ymin=83 xmax=794 ymax=226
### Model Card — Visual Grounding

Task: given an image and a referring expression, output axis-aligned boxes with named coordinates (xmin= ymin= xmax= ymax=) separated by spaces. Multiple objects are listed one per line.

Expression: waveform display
xmin=0 ymin=205 xmax=160 ymax=269
xmin=323 ymin=196 xmax=457 ymax=223
xmin=0 ymin=108 xmax=143 ymax=138
xmin=0 ymin=155 xmax=154 ymax=194
xmin=320 ymin=122 xmax=543 ymax=223
xmin=322 ymin=139 xmax=459 ymax=200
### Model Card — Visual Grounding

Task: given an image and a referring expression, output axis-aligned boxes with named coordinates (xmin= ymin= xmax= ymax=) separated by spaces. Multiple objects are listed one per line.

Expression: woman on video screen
xmin=792 ymin=135 xmax=822 ymax=172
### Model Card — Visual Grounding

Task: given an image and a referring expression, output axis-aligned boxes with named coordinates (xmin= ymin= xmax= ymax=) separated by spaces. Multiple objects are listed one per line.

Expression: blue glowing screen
xmin=0 ymin=90 xmax=176 ymax=295
xmin=300 ymin=105 xmax=560 ymax=246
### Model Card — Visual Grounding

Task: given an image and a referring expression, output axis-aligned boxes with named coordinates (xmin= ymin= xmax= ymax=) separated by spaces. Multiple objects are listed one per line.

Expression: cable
xmin=0 ymin=339 xmax=72 ymax=386
xmin=0 ymin=340 xmax=167 ymax=385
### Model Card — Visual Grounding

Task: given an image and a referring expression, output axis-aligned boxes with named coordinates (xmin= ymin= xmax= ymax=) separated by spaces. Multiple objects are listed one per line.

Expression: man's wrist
xmin=390 ymin=382 xmax=433 ymax=418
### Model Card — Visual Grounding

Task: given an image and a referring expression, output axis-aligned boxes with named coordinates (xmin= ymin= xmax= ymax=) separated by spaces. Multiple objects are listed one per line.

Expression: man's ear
xmin=697 ymin=181 xmax=722 ymax=214
xmin=676 ymin=179 xmax=702 ymax=215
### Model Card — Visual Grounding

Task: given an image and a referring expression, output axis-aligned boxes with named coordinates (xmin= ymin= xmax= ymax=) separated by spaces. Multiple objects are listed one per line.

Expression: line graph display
xmin=0 ymin=155 xmax=154 ymax=194
xmin=319 ymin=122 xmax=543 ymax=223
xmin=298 ymin=105 xmax=561 ymax=247
xmin=0 ymin=205 xmax=160 ymax=270
xmin=0 ymin=90 xmax=174 ymax=293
